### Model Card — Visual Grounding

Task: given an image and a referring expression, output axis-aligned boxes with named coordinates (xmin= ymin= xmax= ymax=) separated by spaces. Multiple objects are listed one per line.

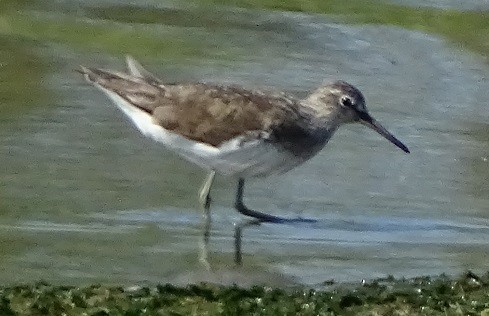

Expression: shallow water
xmin=1 ymin=0 xmax=488 ymax=287
xmin=388 ymin=0 xmax=489 ymax=10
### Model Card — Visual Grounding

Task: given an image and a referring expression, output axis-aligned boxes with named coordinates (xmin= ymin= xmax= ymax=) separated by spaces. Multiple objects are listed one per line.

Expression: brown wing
xmin=154 ymin=84 xmax=304 ymax=146
xmin=81 ymin=66 xmax=302 ymax=147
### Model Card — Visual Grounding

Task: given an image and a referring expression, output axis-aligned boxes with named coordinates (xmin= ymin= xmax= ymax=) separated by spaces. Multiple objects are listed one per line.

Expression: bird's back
xmin=82 ymin=66 xmax=306 ymax=148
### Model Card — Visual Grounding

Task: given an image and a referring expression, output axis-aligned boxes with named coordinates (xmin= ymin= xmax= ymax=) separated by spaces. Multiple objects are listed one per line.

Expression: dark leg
xmin=233 ymin=178 xmax=316 ymax=265
xmin=234 ymin=178 xmax=287 ymax=223
xmin=234 ymin=219 xmax=261 ymax=265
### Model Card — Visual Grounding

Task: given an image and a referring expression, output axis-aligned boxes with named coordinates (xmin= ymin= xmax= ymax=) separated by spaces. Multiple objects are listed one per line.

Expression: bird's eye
xmin=340 ymin=96 xmax=353 ymax=107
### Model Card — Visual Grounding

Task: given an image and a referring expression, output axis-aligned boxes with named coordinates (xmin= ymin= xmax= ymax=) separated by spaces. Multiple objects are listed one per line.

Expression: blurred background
xmin=0 ymin=0 xmax=488 ymax=287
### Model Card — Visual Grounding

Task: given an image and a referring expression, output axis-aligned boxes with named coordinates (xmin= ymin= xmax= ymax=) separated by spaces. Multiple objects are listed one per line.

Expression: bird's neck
xmin=299 ymin=99 xmax=342 ymax=137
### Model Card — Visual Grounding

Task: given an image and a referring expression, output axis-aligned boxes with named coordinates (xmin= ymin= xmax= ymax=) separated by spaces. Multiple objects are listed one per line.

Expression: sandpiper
xmin=80 ymin=56 xmax=409 ymax=266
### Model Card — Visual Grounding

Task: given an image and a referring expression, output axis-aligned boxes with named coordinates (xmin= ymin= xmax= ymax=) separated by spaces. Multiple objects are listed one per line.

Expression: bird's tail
xmin=125 ymin=55 xmax=162 ymax=85
xmin=78 ymin=56 xmax=163 ymax=88
xmin=77 ymin=66 xmax=137 ymax=87
xmin=77 ymin=61 xmax=162 ymax=114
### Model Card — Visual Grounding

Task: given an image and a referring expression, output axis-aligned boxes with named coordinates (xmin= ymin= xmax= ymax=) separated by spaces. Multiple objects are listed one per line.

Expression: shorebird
xmin=80 ymin=56 xmax=409 ymax=267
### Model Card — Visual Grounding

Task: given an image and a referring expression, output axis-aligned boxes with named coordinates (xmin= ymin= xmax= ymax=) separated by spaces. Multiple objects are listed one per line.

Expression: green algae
xmin=2 ymin=1 xmax=488 ymax=64
xmin=0 ymin=1 xmax=253 ymax=63
xmin=0 ymin=13 xmax=222 ymax=62
xmin=1 ymin=272 xmax=488 ymax=315
xmin=197 ymin=0 xmax=489 ymax=61
xmin=0 ymin=36 xmax=49 ymax=117
xmin=0 ymin=0 xmax=239 ymax=121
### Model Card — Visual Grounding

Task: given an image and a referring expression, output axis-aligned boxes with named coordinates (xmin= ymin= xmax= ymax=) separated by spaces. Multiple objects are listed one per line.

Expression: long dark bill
xmin=360 ymin=114 xmax=410 ymax=153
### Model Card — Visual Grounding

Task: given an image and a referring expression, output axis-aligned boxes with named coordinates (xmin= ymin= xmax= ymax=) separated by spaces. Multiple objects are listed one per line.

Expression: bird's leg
xmin=233 ymin=178 xmax=284 ymax=265
xmin=234 ymin=218 xmax=261 ymax=266
xmin=198 ymin=170 xmax=215 ymax=270
xmin=234 ymin=178 xmax=286 ymax=223
xmin=233 ymin=178 xmax=316 ymax=265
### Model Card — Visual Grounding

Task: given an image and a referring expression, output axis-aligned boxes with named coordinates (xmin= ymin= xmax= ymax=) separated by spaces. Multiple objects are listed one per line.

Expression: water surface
xmin=0 ymin=0 xmax=488 ymax=287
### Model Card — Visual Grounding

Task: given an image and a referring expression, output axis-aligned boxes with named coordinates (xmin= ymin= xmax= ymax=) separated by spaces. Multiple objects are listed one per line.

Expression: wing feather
xmin=80 ymin=60 xmax=303 ymax=147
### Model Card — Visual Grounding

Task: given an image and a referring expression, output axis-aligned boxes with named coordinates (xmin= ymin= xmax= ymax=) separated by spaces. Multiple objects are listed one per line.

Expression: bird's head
xmin=306 ymin=81 xmax=409 ymax=153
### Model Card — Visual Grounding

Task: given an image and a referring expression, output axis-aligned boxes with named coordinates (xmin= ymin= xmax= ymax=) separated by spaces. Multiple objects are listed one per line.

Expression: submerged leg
xmin=234 ymin=178 xmax=287 ymax=223
xmin=234 ymin=219 xmax=261 ymax=265
xmin=233 ymin=178 xmax=316 ymax=265
xmin=198 ymin=170 xmax=216 ymax=270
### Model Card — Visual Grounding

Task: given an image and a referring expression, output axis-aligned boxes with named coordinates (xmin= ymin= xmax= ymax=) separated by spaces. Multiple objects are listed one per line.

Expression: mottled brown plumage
xmin=82 ymin=67 xmax=309 ymax=149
